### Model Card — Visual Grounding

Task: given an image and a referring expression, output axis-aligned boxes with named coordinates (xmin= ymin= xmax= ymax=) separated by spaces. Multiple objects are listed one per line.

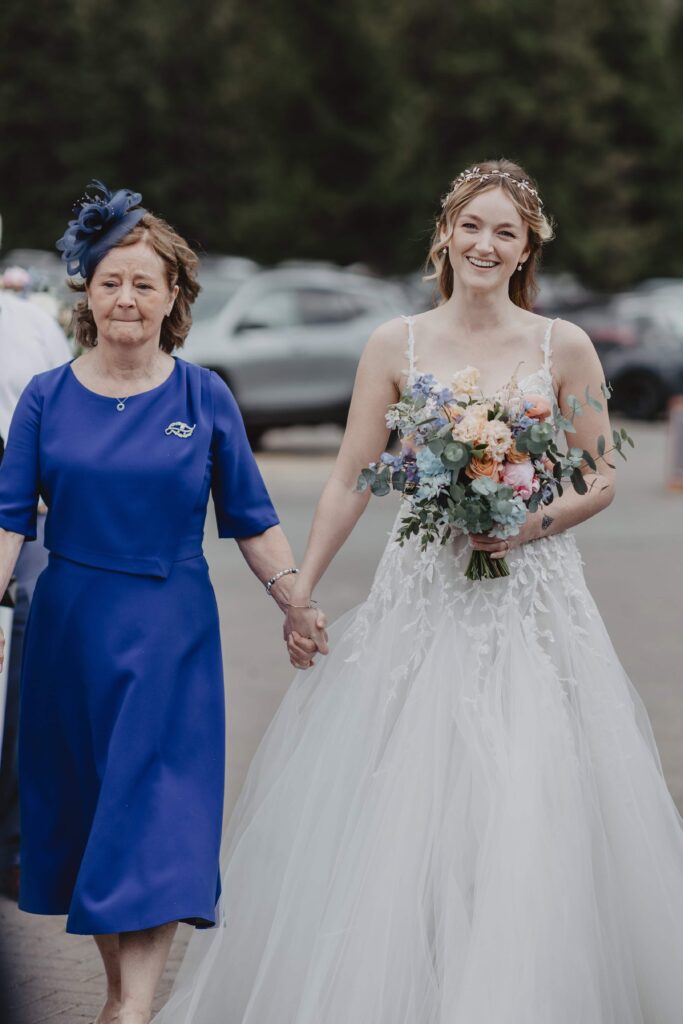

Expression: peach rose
xmin=523 ymin=394 xmax=552 ymax=421
xmin=451 ymin=403 xmax=492 ymax=444
xmin=502 ymin=460 xmax=536 ymax=499
xmin=506 ymin=439 xmax=530 ymax=463
xmin=465 ymin=453 xmax=503 ymax=481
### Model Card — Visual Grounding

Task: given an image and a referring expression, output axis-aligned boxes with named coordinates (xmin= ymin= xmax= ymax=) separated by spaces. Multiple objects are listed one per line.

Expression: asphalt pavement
xmin=0 ymin=416 xmax=681 ymax=1022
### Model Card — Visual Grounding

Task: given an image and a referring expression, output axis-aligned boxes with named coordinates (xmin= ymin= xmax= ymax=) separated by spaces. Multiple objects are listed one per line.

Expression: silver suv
xmin=183 ymin=261 xmax=408 ymax=446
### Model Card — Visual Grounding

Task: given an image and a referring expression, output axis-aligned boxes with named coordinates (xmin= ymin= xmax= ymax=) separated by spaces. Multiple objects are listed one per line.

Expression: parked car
xmin=183 ymin=263 xmax=408 ymax=445
xmin=570 ymin=294 xmax=683 ymax=420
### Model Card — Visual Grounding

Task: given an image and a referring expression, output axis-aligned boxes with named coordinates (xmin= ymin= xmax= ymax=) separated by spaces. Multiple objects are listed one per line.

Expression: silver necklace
xmin=115 ymin=396 xmax=130 ymax=412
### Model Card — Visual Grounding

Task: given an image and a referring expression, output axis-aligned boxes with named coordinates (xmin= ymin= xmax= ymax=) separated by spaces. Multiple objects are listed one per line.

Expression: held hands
xmin=283 ymin=604 xmax=329 ymax=671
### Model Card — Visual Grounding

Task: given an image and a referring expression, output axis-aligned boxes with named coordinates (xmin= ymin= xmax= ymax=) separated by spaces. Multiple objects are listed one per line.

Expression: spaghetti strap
xmin=401 ymin=315 xmax=417 ymax=384
xmin=541 ymin=317 xmax=558 ymax=376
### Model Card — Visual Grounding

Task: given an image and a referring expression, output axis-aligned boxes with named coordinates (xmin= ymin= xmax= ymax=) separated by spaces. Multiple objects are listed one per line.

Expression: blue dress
xmin=0 ymin=358 xmax=279 ymax=935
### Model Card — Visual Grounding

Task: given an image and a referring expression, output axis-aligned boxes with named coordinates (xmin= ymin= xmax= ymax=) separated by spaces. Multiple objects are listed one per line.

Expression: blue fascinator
xmin=56 ymin=180 xmax=146 ymax=279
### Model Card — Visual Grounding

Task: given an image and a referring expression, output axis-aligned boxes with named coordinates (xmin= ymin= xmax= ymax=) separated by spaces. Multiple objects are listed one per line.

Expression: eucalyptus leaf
xmin=370 ymin=477 xmax=391 ymax=496
xmin=567 ymin=394 xmax=583 ymax=416
xmin=582 ymin=449 xmax=597 ymax=471
xmin=556 ymin=414 xmax=576 ymax=433
xmin=392 ymin=470 xmax=407 ymax=491
xmin=597 ymin=434 xmax=605 ymax=457
xmin=571 ymin=468 xmax=588 ymax=494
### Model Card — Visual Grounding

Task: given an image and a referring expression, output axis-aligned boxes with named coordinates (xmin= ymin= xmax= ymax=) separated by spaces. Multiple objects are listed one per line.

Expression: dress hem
xmin=18 ymin=902 xmax=217 ymax=935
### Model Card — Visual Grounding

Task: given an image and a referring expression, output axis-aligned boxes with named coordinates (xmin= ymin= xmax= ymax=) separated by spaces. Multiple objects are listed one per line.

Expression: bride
xmin=158 ymin=159 xmax=683 ymax=1023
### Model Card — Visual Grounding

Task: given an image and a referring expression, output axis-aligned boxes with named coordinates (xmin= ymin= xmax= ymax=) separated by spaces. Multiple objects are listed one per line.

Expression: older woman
xmin=0 ymin=182 xmax=327 ymax=1024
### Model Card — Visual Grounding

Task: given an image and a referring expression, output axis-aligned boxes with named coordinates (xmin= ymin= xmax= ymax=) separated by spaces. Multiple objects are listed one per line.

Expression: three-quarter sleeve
xmin=209 ymin=372 xmax=280 ymax=538
xmin=0 ymin=375 xmax=42 ymax=539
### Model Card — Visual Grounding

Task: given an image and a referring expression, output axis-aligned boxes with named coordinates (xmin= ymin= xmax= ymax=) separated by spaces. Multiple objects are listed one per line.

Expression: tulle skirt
xmin=157 ymin=526 xmax=683 ymax=1023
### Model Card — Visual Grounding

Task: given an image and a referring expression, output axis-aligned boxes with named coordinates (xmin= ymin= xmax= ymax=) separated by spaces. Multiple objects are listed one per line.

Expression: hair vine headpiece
xmin=441 ymin=166 xmax=543 ymax=212
xmin=56 ymin=180 xmax=146 ymax=279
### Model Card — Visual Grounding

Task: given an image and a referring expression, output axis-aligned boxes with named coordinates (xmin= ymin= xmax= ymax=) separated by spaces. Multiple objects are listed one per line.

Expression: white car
xmin=183 ymin=262 xmax=408 ymax=446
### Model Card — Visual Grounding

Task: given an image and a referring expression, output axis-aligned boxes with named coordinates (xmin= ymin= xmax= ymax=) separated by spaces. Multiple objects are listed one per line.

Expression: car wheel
xmin=611 ymin=371 xmax=666 ymax=420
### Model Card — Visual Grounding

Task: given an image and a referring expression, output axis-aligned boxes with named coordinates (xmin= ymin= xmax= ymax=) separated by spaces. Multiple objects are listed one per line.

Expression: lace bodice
xmin=343 ymin=313 xmax=585 ymax=661
xmin=401 ymin=313 xmax=558 ymax=406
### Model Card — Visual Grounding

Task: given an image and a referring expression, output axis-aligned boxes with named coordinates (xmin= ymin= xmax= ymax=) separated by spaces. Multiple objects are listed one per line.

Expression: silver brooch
xmin=165 ymin=421 xmax=196 ymax=438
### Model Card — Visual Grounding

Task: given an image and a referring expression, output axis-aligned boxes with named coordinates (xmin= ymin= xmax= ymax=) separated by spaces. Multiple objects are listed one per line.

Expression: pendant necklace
xmin=115 ymin=396 xmax=130 ymax=412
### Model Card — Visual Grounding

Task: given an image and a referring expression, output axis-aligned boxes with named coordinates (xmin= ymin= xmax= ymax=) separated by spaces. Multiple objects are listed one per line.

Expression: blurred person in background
xmin=0 ymin=183 xmax=326 ymax=1024
xmin=158 ymin=160 xmax=683 ymax=1024
xmin=0 ymin=213 xmax=72 ymax=901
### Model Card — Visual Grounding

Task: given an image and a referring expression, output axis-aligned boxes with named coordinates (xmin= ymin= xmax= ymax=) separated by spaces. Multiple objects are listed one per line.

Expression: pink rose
xmin=502 ymin=460 xmax=536 ymax=499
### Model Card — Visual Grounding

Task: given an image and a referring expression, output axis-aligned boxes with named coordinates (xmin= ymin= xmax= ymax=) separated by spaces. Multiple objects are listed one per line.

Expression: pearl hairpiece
xmin=441 ymin=166 xmax=543 ymax=212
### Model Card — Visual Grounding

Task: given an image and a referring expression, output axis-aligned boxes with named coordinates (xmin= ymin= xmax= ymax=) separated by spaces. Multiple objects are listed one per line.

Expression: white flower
xmin=451 ymin=366 xmax=480 ymax=397
xmin=450 ymin=403 xmax=490 ymax=444
xmin=479 ymin=419 xmax=513 ymax=462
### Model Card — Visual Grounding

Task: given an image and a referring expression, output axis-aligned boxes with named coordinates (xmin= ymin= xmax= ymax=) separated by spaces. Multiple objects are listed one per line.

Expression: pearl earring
xmin=517 ymin=263 xmax=523 ymax=272
xmin=442 ymin=248 xmax=448 ymax=255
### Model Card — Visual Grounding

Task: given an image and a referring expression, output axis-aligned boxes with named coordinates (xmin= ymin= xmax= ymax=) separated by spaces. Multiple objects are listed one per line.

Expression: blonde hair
xmin=70 ymin=212 xmax=200 ymax=352
xmin=426 ymin=159 xmax=555 ymax=310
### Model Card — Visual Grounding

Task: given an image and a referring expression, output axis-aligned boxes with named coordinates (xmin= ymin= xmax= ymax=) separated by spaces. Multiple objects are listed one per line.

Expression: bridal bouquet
xmin=357 ymin=367 xmax=633 ymax=581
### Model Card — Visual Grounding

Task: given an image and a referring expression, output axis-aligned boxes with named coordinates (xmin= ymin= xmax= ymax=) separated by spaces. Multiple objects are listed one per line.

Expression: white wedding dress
xmin=158 ymin=318 xmax=683 ymax=1023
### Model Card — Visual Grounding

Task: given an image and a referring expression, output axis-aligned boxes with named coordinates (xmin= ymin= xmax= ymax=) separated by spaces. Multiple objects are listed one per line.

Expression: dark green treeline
xmin=1 ymin=0 xmax=683 ymax=289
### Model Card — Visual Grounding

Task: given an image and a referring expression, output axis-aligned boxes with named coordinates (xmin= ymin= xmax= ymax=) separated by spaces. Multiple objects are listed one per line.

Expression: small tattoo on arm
xmin=541 ymin=514 xmax=554 ymax=531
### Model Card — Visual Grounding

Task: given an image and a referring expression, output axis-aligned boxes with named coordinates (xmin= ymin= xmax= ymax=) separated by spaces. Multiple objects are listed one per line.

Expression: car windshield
xmin=193 ymin=278 xmax=242 ymax=321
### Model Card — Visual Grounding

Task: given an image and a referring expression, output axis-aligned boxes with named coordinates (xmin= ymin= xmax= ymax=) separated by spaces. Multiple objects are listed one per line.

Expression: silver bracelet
xmin=265 ymin=567 xmax=299 ymax=595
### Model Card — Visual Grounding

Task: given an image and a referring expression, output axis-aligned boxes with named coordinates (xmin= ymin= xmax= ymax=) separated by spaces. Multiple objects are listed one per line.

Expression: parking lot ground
xmin=0 ymin=417 xmax=681 ymax=1021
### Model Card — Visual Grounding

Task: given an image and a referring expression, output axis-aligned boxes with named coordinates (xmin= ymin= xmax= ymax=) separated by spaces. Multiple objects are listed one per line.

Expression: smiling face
xmin=86 ymin=238 xmax=179 ymax=349
xmin=444 ymin=187 xmax=531 ymax=294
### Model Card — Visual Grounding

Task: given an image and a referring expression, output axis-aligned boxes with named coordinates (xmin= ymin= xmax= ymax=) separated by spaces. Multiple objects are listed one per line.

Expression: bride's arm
xmin=533 ymin=319 xmax=616 ymax=537
xmin=285 ymin=319 xmax=404 ymax=623
xmin=473 ymin=320 xmax=617 ymax=557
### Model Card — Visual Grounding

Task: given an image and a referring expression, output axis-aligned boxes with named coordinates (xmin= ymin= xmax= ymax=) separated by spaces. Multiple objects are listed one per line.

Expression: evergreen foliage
xmin=0 ymin=0 xmax=681 ymax=289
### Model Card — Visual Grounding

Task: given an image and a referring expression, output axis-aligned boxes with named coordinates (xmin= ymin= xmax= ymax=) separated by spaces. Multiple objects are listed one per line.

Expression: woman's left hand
xmin=469 ymin=510 xmax=540 ymax=559
xmin=283 ymin=605 xmax=329 ymax=669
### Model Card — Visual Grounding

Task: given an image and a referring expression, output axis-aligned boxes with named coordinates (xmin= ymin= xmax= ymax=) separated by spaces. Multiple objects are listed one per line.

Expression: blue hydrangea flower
xmin=411 ymin=374 xmax=438 ymax=399
xmin=416 ymin=448 xmax=445 ymax=477
xmin=516 ymin=414 xmax=540 ymax=430
xmin=490 ymin=495 xmax=527 ymax=538
xmin=380 ymin=452 xmax=403 ymax=470
xmin=415 ymin=473 xmax=451 ymax=500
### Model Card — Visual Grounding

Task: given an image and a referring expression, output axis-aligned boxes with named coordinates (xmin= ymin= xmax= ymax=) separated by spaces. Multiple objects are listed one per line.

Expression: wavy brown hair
xmin=70 ymin=212 xmax=201 ymax=352
xmin=426 ymin=159 xmax=555 ymax=310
